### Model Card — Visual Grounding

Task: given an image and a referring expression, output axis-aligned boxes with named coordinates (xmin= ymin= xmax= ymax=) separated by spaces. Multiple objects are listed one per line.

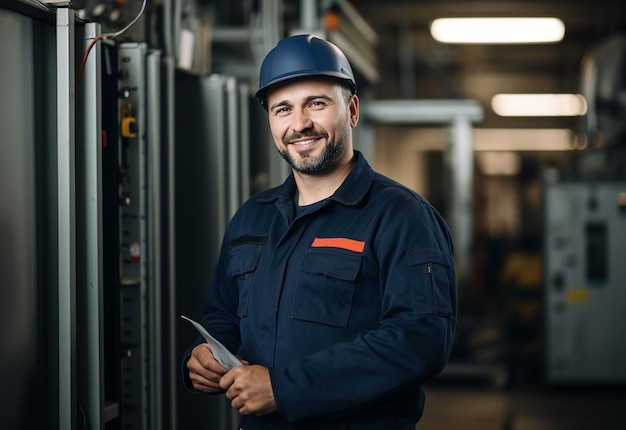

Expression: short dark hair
xmin=339 ymin=84 xmax=353 ymax=103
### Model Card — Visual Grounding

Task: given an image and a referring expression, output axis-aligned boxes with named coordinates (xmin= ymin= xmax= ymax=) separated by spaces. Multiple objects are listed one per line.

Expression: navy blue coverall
xmin=183 ymin=151 xmax=457 ymax=429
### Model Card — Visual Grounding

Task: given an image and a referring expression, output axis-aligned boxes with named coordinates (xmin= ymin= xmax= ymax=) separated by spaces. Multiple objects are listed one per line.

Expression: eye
xmin=273 ymin=106 xmax=291 ymax=116
xmin=309 ymin=100 xmax=326 ymax=109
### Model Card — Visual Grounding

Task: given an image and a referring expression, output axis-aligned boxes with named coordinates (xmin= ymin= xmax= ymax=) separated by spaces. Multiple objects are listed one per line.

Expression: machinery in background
xmin=99 ymin=37 xmax=260 ymax=430
xmin=543 ymin=179 xmax=626 ymax=384
xmin=110 ymin=42 xmax=174 ymax=430
xmin=173 ymin=71 xmax=258 ymax=430
xmin=543 ymin=35 xmax=626 ymax=385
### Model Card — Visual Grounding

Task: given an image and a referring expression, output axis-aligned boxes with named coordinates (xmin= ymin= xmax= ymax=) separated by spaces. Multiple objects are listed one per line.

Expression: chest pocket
xmin=292 ymin=249 xmax=362 ymax=327
xmin=227 ymin=236 xmax=265 ymax=317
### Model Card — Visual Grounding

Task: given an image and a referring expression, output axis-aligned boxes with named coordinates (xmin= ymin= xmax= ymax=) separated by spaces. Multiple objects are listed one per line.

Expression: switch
xmin=120 ymin=104 xmax=137 ymax=138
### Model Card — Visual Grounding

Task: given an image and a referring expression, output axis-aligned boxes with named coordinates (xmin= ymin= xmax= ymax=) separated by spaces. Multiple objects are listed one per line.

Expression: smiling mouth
xmin=291 ymin=138 xmax=319 ymax=146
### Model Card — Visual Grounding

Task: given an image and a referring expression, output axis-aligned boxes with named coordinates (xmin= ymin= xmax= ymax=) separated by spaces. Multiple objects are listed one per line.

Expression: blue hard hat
xmin=255 ymin=34 xmax=357 ymax=110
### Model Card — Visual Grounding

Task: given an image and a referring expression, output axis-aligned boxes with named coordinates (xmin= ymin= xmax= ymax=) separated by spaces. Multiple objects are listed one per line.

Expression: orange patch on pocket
xmin=311 ymin=237 xmax=365 ymax=253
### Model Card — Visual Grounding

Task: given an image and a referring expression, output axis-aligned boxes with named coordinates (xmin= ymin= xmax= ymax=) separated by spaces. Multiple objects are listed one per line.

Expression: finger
xmin=187 ymin=352 xmax=231 ymax=395
xmin=189 ymin=367 xmax=223 ymax=385
xmin=219 ymin=367 xmax=238 ymax=391
xmin=190 ymin=377 xmax=219 ymax=392
xmin=190 ymin=344 xmax=229 ymax=376
xmin=187 ymin=354 xmax=222 ymax=381
xmin=189 ymin=370 xmax=224 ymax=392
xmin=198 ymin=345 xmax=229 ymax=373
xmin=229 ymin=394 xmax=242 ymax=410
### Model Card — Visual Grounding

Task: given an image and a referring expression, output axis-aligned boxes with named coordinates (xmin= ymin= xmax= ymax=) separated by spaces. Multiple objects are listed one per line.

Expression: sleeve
xmin=180 ymin=227 xmax=242 ymax=393
xmin=269 ymin=196 xmax=457 ymax=422
xmin=200 ymin=227 xmax=243 ymax=354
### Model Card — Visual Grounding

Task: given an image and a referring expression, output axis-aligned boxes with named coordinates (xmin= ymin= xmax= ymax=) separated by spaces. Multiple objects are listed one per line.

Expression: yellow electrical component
xmin=567 ymin=288 xmax=591 ymax=305
xmin=120 ymin=104 xmax=137 ymax=138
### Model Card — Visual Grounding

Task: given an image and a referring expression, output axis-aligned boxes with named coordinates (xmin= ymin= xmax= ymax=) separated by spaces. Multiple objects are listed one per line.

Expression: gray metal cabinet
xmin=544 ymin=179 xmax=626 ymax=383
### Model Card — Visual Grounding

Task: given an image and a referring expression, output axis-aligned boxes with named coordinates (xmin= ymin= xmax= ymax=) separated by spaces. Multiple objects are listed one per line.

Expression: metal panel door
xmin=544 ymin=180 xmax=626 ymax=383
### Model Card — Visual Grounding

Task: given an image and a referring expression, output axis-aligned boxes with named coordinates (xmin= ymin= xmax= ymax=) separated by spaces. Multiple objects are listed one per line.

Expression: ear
xmin=349 ymin=94 xmax=359 ymax=128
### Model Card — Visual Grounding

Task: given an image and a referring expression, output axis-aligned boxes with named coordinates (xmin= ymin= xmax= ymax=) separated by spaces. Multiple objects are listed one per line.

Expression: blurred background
xmin=1 ymin=0 xmax=625 ymax=429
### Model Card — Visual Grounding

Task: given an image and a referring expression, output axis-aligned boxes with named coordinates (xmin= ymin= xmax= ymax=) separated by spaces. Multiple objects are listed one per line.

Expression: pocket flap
xmin=408 ymin=248 xmax=451 ymax=267
xmin=302 ymin=249 xmax=362 ymax=281
xmin=227 ymin=247 xmax=262 ymax=277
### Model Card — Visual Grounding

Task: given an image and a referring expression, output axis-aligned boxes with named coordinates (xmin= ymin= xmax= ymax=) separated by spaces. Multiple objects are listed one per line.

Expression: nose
xmin=291 ymin=108 xmax=313 ymax=132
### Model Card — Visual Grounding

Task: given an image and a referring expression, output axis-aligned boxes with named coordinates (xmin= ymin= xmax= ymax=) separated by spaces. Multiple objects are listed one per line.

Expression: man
xmin=183 ymin=34 xmax=457 ymax=429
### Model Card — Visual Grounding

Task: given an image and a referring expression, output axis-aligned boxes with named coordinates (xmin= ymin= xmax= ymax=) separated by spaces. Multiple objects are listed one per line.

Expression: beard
xmin=278 ymin=121 xmax=349 ymax=174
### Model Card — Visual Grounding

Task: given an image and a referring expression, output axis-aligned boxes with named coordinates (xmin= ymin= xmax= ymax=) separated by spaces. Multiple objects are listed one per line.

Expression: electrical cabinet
xmin=110 ymin=42 xmax=175 ymax=430
xmin=173 ymin=71 xmax=256 ymax=429
xmin=544 ymin=179 xmax=626 ymax=383
xmin=116 ymin=42 xmax=150 ymax=429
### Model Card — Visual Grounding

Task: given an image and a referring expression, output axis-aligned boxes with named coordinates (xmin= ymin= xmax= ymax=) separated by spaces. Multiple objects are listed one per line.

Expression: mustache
xmin=284 ymin=129 xmax=328 ymax=145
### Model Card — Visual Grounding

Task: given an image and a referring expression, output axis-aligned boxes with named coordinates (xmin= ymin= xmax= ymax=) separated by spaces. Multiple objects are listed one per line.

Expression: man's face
xmin=266 ymin=78 xmax=358 ymax=174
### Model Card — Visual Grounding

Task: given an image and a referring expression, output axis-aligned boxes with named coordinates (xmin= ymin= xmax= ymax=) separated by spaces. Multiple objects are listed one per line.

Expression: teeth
xmin=293 ymin=138 xmax=316 ymax=145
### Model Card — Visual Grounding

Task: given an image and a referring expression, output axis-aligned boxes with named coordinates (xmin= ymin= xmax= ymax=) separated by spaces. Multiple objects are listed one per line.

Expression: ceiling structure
xmin=349 ymin=0 xmax=626 ymax=131
xmin=70 ymin=0 xmax=626 ymax=136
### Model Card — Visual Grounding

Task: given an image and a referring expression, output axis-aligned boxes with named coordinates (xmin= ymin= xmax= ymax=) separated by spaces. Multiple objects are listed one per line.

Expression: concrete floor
xmin=417 ymin=383 xmax=626 ymax=430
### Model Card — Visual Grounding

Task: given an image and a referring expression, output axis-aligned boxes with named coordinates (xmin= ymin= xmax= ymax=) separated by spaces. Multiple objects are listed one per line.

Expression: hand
xmin=186 ymin=343 xmax=229 ymax=393
xmin=220 ymin=365 xmax=277 ymax=416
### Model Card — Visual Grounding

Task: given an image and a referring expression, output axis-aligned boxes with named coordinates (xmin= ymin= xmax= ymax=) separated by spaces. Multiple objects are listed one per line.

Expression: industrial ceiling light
xmin=430 ymin=17 xmax=565 ymax=44
xmin=491 ymin=93 xmax=587 ymax=117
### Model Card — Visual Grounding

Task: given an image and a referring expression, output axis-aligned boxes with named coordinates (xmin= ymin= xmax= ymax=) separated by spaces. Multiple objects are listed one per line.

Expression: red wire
xmin=75 ymin=35 xmax=104 ymax=84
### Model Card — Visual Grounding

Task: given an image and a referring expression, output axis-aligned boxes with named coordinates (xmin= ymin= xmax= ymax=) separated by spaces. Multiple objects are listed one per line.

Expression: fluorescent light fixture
xmin=491 ymin=94 xmax=587 ymax=117
xmin=430 ymin=17 xmax=565 ymax=44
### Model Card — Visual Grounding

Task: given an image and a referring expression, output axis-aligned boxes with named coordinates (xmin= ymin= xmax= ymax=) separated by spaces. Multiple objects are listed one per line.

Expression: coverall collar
xmin=258 ymin=150 xmax=375 ymax=209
